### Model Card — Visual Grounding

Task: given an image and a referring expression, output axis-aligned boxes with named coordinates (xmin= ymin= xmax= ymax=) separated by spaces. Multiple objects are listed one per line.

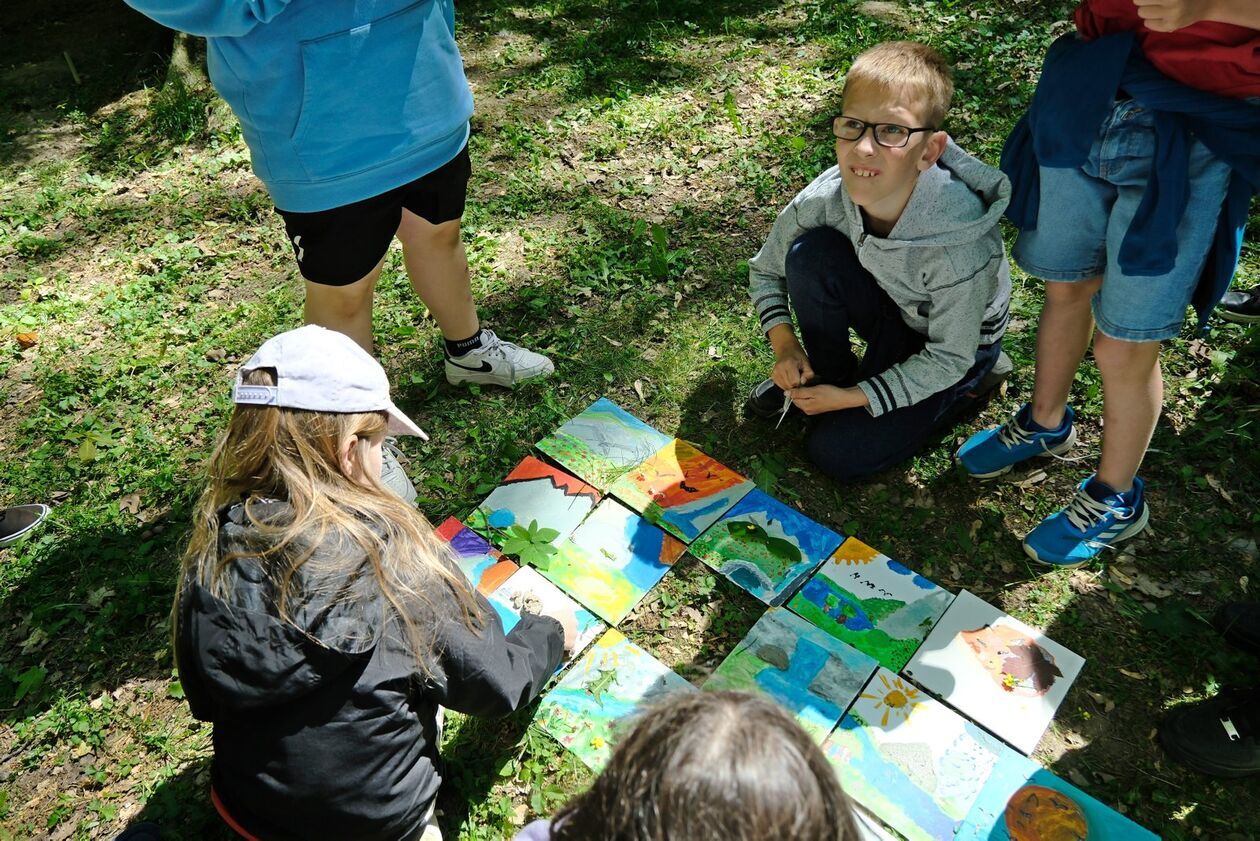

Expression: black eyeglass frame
xmin=831 ymin=116 xmax=938 ymax=148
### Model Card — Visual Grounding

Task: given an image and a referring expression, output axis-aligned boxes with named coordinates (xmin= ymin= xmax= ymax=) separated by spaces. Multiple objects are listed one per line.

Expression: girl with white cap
xmin=173 ymin=325 xmax=574 ymax=840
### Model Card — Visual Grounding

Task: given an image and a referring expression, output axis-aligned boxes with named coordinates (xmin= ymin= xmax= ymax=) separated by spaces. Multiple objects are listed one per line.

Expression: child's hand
xmin=788 ymin=384 xmax=869 ymax=415
xmin=534 ymin=598 xmax=578 ymax=653
xmin=772 ymin=347 xmax=816 ymax=391
xmin=548 ymin=607 xmax=578 ymax=654
xmin=1132 ymin=0 xmax=1212 ymax=31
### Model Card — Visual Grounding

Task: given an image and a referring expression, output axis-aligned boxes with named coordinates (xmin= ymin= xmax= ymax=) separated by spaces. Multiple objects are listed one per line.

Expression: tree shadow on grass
xmin=0 ymin=509 xmax=191 ymax=729
xmin=0 ymin=0 xmax=174 ymax=170
xmin=460 ymin=0 xmax=793 ymax=104
xmin=436 ymin=705 xmax=548 ymax=836
xmin=119 ymin=757 xmax=236 ymax=841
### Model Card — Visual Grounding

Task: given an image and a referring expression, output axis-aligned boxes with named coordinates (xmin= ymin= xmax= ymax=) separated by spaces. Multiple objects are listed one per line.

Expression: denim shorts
xmin=1012 ymin=99 xmax=1232 ymax=342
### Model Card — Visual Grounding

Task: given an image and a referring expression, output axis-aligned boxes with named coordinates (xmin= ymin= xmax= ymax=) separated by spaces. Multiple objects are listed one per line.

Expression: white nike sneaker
xmin=444 ymin=328 xmax=555 ymax=387
xmin=379 ymin=438 xmax=418 ymax=505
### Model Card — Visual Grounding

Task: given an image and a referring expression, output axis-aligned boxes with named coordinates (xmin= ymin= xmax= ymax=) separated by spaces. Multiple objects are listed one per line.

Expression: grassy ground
xmin=2 ymin=0 xmax=1259 ymax=838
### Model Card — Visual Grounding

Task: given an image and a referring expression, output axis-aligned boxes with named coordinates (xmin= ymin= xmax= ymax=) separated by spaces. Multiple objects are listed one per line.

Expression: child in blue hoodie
xmin=124 ymin=0 xmax=554 ymax=390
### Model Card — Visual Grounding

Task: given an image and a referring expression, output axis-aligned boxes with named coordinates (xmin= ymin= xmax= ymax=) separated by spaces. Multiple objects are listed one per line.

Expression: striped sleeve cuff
xmin=857 ymin=375 xmax=900 ymax=418
xmin=755 ymin=293 xmax=793 ymax=334
xmin=980 ymin=303 xmax=1010 ymax=341
xmin=760 ymin=313 xmax=793 ymax=334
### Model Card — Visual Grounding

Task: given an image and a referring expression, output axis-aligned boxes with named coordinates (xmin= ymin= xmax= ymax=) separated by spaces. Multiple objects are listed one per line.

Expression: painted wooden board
xmin=537 ymin=499 xmax=685 ymax=625
xmin=787 ymin=537 xmax=952 ymax=671
xmin=434 ymin=516 xmax=518 ymax=595
xmin=607 ymin=438 xmax=755 ymax=543
xmin=956 ymin=749 xmax=1159 ymax=840
xmin=471 ymin=455 xmax=600 ymax=551
xmin=903 ymin=590 xmax=1085 ymax=754
xmin=535 ymin=629 xmax=697 ymax=771
xmin=691 ymin=488 xmax=843 ymax=606
xmin=823 ymin=667 xmax=1006 ymax=841
xmin=703 ymin=607 xmax=877 ymax=742
xmin=536 ymin=397 xmax=673 ymax=489
xmin=489 ymin=566 xmax=606 ymax=661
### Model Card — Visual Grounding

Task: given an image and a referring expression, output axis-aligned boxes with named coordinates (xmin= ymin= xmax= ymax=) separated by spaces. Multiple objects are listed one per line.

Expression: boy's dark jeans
xmin=785 ymin=227 xmax=1001 ymax=482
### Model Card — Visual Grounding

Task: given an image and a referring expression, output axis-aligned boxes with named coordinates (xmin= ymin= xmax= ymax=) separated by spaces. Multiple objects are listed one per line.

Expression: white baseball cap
xmin=232 ymin=325 xmax=427 ymax=440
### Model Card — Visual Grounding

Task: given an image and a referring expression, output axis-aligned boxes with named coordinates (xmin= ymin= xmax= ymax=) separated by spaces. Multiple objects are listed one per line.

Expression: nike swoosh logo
xmin=447 ymin=358 xmax=494 ymax=373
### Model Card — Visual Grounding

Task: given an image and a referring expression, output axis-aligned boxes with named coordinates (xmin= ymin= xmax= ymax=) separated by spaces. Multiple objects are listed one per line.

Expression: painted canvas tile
xmin=490 ymin=566 xmax=606 ymax=660
xmin=536 ymin=397 xmax=673 ymax=489
xmin=787 ymin=537 xmax=953 ymax=671
xmin=483 ymin=588 xmax=523 ymax=634
xmin=903 ymin=590 xmax=1085 ymax=754
xmin=956 ymin=749 xmax=1158 ymax=841
xmin=434 ymin=516 xmax=518 ymax=595
xmin=606 ymin=438 xmax=755 ymax=543
xmin=690 ymin=489 xmax=843 ymax=606
xmin=537 ymin=499 xmax=686 ymax=625
xmin=703 ymin=607 xmax=877 ymax=742
xmin=471 ymin=456 xmax=601 ymax=555
xmin=535 ymin=629 xmax=697 ymax=771
xmin=823 ymin=667 xmax=1006 ymax=841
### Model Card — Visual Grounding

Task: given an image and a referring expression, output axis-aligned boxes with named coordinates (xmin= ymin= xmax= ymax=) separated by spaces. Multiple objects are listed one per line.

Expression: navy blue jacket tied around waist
xmin=1001 ymin=31 xmax=1260 ymax=332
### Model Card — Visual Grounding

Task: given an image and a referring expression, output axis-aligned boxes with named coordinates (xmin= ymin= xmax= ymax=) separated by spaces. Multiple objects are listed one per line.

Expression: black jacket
xmin=176 ymin=502 xmax=565 ymax=840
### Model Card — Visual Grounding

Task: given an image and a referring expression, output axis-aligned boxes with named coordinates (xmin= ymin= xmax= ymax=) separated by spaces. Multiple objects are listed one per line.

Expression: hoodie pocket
xmin=291 ymin=0 xmax=469 ymax=180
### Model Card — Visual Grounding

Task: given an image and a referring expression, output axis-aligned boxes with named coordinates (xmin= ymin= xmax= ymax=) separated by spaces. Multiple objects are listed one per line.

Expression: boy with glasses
xmin=746 ymin=41 xmax=1012 ymax=482
xmin=956 ymin=0 xmax=1259 ymax=567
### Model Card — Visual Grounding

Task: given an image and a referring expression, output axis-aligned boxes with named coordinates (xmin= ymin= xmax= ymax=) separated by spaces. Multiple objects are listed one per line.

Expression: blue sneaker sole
xmin=1022 ymin=502 xmax=1150 ymax=568
xmin=958 ymin=425 xmax=1079 ymax=480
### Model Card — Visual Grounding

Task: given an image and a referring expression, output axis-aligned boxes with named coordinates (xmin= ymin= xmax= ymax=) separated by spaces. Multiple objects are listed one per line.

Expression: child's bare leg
xmin=1093 ymin=333 xmax=1162 ymax=493
xmin=304 ymin=256 xmax=388 ymax=353
xmin=397 ymin=209 xmax=479 ymax=341
xmin=1030 ymin=276 xmax=1102 ymax=429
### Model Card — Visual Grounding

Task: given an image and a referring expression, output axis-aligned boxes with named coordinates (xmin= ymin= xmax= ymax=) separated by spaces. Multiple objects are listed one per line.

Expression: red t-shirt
xmin=1076 ymin=0 xmax=1260 ymax=99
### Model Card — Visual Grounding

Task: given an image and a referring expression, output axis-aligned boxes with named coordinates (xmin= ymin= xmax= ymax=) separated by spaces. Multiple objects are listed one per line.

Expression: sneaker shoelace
xmin=995 ymin=411 xmax=1083 ymax=463
xmin=476 ymin=329 xmax=517 ymax=361
xmin=1063 ymin=488 xmax=1134 ymax=534
xmin=382 ymin=437 xmax=405 ymax=463
xmin=995 ymin=413 xmax=1039 ymax=449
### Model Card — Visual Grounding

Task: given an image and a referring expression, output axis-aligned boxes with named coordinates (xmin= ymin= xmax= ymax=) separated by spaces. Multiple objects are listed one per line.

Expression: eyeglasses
xmin=832 ymin=116 xmax=936 ymax=148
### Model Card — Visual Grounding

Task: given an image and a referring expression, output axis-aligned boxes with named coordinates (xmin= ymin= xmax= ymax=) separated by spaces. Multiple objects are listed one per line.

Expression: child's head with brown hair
xmin=178 ymin=325 xmax=481 ymax=669
xmin=843 ymin=40 xmax=954 ymax=130
xmin=834 ymin=41 xmax=954 ymax=234
xmin=550 ymin=690 xmax=861 ymax=841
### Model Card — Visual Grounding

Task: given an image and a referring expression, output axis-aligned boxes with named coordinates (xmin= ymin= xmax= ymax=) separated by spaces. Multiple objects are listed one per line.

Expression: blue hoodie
xmin=125 ymin=0 xmax=474 ymax=212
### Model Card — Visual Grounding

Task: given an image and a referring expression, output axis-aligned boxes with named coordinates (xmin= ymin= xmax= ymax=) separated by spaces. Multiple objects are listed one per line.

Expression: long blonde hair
xmin=176 ymin=369 xmax=482 ymax=674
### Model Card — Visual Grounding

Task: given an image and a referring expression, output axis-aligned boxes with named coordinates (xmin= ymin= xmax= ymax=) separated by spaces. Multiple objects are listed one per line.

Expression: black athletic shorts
xmin=276 ymin=144 xmax=471 ymax=286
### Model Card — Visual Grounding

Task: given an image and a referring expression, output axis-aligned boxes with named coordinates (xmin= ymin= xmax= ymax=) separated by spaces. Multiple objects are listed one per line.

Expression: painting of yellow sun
xmin=859 ymin=671 xmax=920 ymax=727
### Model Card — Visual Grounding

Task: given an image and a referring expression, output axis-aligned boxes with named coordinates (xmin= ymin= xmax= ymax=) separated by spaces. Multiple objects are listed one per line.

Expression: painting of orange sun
xmin=859 ymin=670 xmax=921 ymax=726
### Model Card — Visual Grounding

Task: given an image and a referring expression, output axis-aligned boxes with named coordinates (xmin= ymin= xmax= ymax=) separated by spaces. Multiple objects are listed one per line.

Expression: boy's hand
xmin=1132 ymin=0 xmax=1212 ymax=31
xmin=766 ymin=348 xmax=816 ymax=390
xmin=767 ymin=325 xmax=815 ymax=390
xmin=772 ymin=350 xmax=816 ymax=391
xmin=788 ymin=384 xmax=869 ymax=415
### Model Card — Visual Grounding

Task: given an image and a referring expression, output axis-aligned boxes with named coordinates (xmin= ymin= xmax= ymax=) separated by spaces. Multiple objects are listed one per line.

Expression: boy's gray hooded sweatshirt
xmin=748 ymin=140 xmax=1011 ymax=417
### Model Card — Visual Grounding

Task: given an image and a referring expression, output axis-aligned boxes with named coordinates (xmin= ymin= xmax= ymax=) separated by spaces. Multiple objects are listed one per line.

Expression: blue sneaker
xmin=955 ymin=404 xmax=1078 ymax=479
xmin=1023 ymin=475 xmax=1149 ymax=568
